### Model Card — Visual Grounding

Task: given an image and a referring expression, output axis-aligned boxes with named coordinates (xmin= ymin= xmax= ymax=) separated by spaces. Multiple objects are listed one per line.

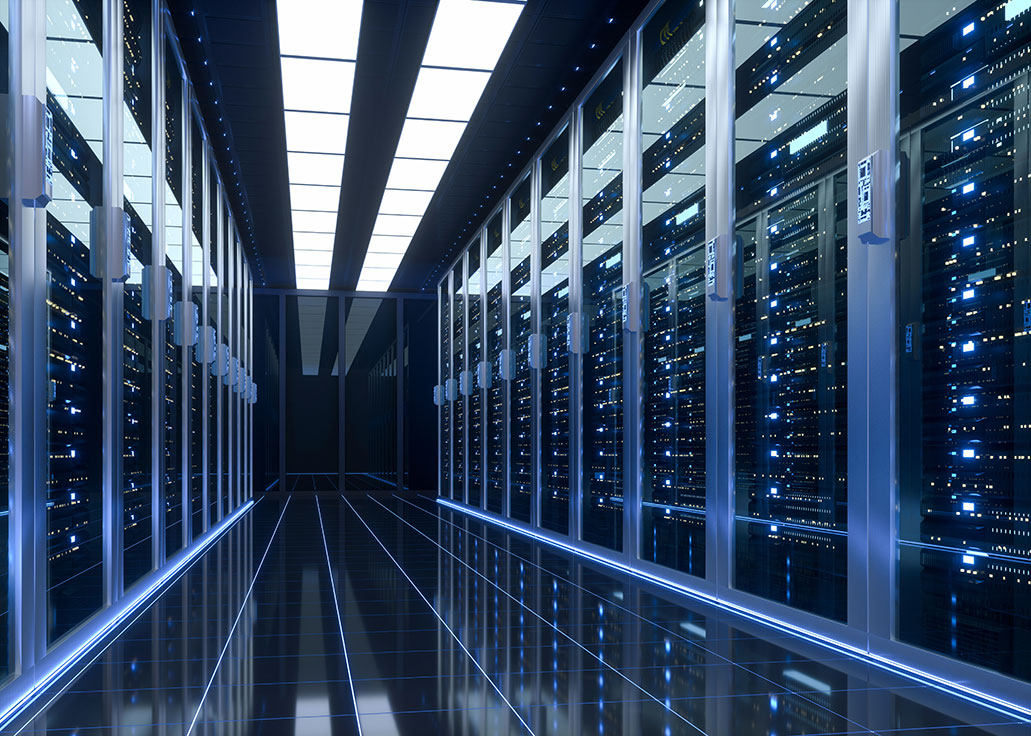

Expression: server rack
xmin=434 ymin=0 xmax=1031 ymax=711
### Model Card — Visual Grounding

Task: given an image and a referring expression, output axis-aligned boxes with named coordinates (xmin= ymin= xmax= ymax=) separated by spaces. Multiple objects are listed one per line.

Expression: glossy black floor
xmin=9 ymin=495 xmax=1030 ymax=735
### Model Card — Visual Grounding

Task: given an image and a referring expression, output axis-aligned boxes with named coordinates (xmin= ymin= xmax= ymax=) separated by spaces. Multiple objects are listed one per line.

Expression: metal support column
xmin=397 ymin=297 xmax=404 ymax=491
xmin=705 ymin=0 xmax=735 ymax=590
xmin=568 ymin=104 xmax=583 ymax=544
xmin=102 ymin=0 xmax=126 ymax=604
xmin=151 ymin=0 xmax=166 ymax=566
xmin=622 ymin=25 xmax=643 ymax=562
xmin=8 ymin=0 xmax=49 ymax=677
xmin=847 ymin=0 xmax=898 ymax=640
xmin=200 ymin=149 xmax=210 ymax=531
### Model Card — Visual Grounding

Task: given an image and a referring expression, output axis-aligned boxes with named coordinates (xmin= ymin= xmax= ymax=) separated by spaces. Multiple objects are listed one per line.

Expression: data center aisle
xmin=10 ymin=495 xmax=1030 ymax=735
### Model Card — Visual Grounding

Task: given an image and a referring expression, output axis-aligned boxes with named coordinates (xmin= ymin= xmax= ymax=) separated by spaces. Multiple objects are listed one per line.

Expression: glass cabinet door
xmin=509 ymin=177 xmax=533 ymax=523
xmin=484 ymin=215 xmax=505 ymax=514
xmin=439 ymin=283 xmax=451 ymax=497
xmin=897 ymin=0 xmax=1031 ymax=680
xmin=452 ymin=263 xmax=465 ymax=502
xmin=639 ymin=0 xmax=706 ymax=576
xmin=539 ymin=131 xmax=571 ymax=534
xmin=0 ymin=0 xmax=11 ymax=676
xmin=164 ymin=39 xmax=184 ymax=558
xmin=732 ymin=0 xmax=848 ymax=622
xmin=208 ymin=162 xmax=220 ymax=525
xmin=45 ymin=0 xmax=106 ymax=642
xmin=189 ymin=114 xmax=204 ymax=538
xmin=467 ymin=242 xmax=483 ymax=507
xmin=122 ymin=0 xmax=154 ymax=588
xmin=580 ymin=61 xmax=624 ymax=551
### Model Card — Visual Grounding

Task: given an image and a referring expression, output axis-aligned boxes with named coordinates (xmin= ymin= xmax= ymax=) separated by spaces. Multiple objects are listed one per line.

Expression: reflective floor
xmin=9 ymin=495 xmax=1030 ymax=735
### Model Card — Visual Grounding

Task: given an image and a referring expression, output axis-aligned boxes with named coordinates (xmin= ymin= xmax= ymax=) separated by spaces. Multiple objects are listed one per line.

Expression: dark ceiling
xmin=169 ymin=0 xmax=651 ymax=293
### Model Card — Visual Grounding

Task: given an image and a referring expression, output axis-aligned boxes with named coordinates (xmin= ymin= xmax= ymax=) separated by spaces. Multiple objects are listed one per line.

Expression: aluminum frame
xmin=0 ymin=0 xmax=256 ymax=712
xmin=432 ymin=0 xmax=1031 ymax=713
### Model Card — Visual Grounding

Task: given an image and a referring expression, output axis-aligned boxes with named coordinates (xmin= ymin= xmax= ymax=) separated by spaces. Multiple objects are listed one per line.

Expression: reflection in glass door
xmin=734 ymin=178 xmax=848 ymax=622
xmin=451 ymin=264 xmax=465 ymax=502
xmin=898 ymin=0 xmax=1031 ymax=680
xmin=467 ymin=243 xmax=483 ymax=507
xmin=439 ymin=283 xmax=451 ymax=497
xmin=164 ymin=38 xmax=184 ymax=558
xmin=484 ymin=215 xmax=505 ymax=514
xmin=639 ymin=0 xmax=706 ymax=576
xmin=509 ymin=177 xmax=533 ymax=523
xmin=580 ymin=61 xmax=624 ymax=551
xmin=45 ymin=0 xmax=106 ymax=642
xmin=539 ymin=131 xmax=571 ymax=534
xmin=122 ymin=0 xmax=154 ymax=588
xmin=733 ymin=0 xmax=848 ymax=622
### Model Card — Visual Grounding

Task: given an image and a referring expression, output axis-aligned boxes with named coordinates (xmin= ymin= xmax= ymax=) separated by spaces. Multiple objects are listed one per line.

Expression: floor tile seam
xmin=341 ymin=494 xmax=540 ymax=736
xmin=398 ymin=495 xmax=886 ymax=731
xmin=183 ymin=496 xmax=292 ymax=736
xmin=367 ymin=496 xmax=714 ymax=736
xmin=315 ymin=495 xmax=363 ymax=734
xmin=6 ymin=500 xmax=264 ymax=735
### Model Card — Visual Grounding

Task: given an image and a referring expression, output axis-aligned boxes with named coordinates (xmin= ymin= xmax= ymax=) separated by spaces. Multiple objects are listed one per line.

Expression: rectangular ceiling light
xmin=421 ymin=0 xmax=525 ymax=71
xmin=395 ymin=118 xmax=467 ymax=160
xmin=355 ymin=0 xmax=525 ymax=292
xmin=384 ymin=158 xmax=449 ymax=191
xmin=379 ymin=189 xmax=434 ymax=217
xmin=367 ymin=235 xmax=412 ymax=253
xmin=294 ymin=250 xmax=335 ymax=267
xmin=407 ymin=67 xmax=491 ymax=122
xmin=286 ymin=152 xmax=345 ymax=186
xmin=372 ymin=213 xmax=422 ymax=237
xmin=289 ymin=184 xmax=341 ymax=212
xmin=278 ymin=0 xmax=364 ymax=290
xmin=291 ymin=209 xmax=340 ymax=233
xmin=281 ymin=58 xmax=356 ymax=113
xmin=276 ymin=0 xmax=363 ymax=60
xmin=284 ymin=111 xmax=349 ymax=154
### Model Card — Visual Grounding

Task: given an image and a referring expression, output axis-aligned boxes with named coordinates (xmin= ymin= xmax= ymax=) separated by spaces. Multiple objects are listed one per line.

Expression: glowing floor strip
xmin=341 ymin=495 xmax=538 ymax=735
xmin=436 ymin=497 xmax=1031 ymax=724
xmin=0 ymin=498 xmax=257 ymax=732
xmin=315 ymin=496 xmax=363 ymax=736
xmin=370 ymin=497 xmax=709 ymax=736
xmin=185 ymin=497 xmax=292 ymax=735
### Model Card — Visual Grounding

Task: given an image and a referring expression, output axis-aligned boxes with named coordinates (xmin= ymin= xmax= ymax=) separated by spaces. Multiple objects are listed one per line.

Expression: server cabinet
xmin=439 ymin=280 xmax=451 ymax=498
xmin=897 ymin=0 xmax=1031 ymax=680
xmin=452 ymin=262 xmax=466 ymax=503
xmin=467 ymin=242 xmax=484 ymax=507
xmin=484 ymin=215 xmax=506 ymax=514
xmin=188 ymin=112 xmax=204 ymax=539
xmin=539 ymin=130 xmax=572 ymax=535
xmin=580 ymin=61 xmax=625 ymax=552
xmin=639 ymin=0 xmax=707 ymax=577
xmin=732 ymin=0 xmax=848 ymax=622
xmin=163 ymin=35 xmax=185 ymax=558
xmin=509 ymin=178 xmax=534 ymax=523
xmin=122 ymin=0 xmax=156 ymax=589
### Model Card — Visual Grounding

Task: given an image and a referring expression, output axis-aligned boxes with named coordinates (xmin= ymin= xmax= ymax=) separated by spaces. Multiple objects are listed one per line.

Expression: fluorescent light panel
xmin=277 ymin=0 xmax=363 ymax=60
xmin=280 ymin=58 xmax=355 ymax=113
xmin=291 ymin=209 xmax=340 ymax=232
xmin=379 ymin=189 xmax=434 ymax=216
xmin=395 ymin=118 xmax=467 ymax=160
xmin=278 ymin=0 xmax=364 ymax=289
xmin=385 ymin=158 xmax=449 ymax=191
xmin=289 ymin=184 xmax=341 ymax=211
xmin=284 ymin=111 xmax=349 ymax=154
xmin=407 ymin=67 xmax=491 ymax=122
xmin=287 ymin=152 xmax=344 ymax=186
xmin=355 ymin=0 xmax=526 ymax=292
xmin=421 ymin=0 xmax=524 ymax=71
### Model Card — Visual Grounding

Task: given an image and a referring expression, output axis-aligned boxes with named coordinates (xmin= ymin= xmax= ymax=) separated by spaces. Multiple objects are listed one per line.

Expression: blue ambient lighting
xmin=962 ymin=22 xmax=975 ymax=35
xmin=435 ymin=497 xmax=1031 ymax=722
xmin=0 ymin=499 xmax=257 ymax=732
